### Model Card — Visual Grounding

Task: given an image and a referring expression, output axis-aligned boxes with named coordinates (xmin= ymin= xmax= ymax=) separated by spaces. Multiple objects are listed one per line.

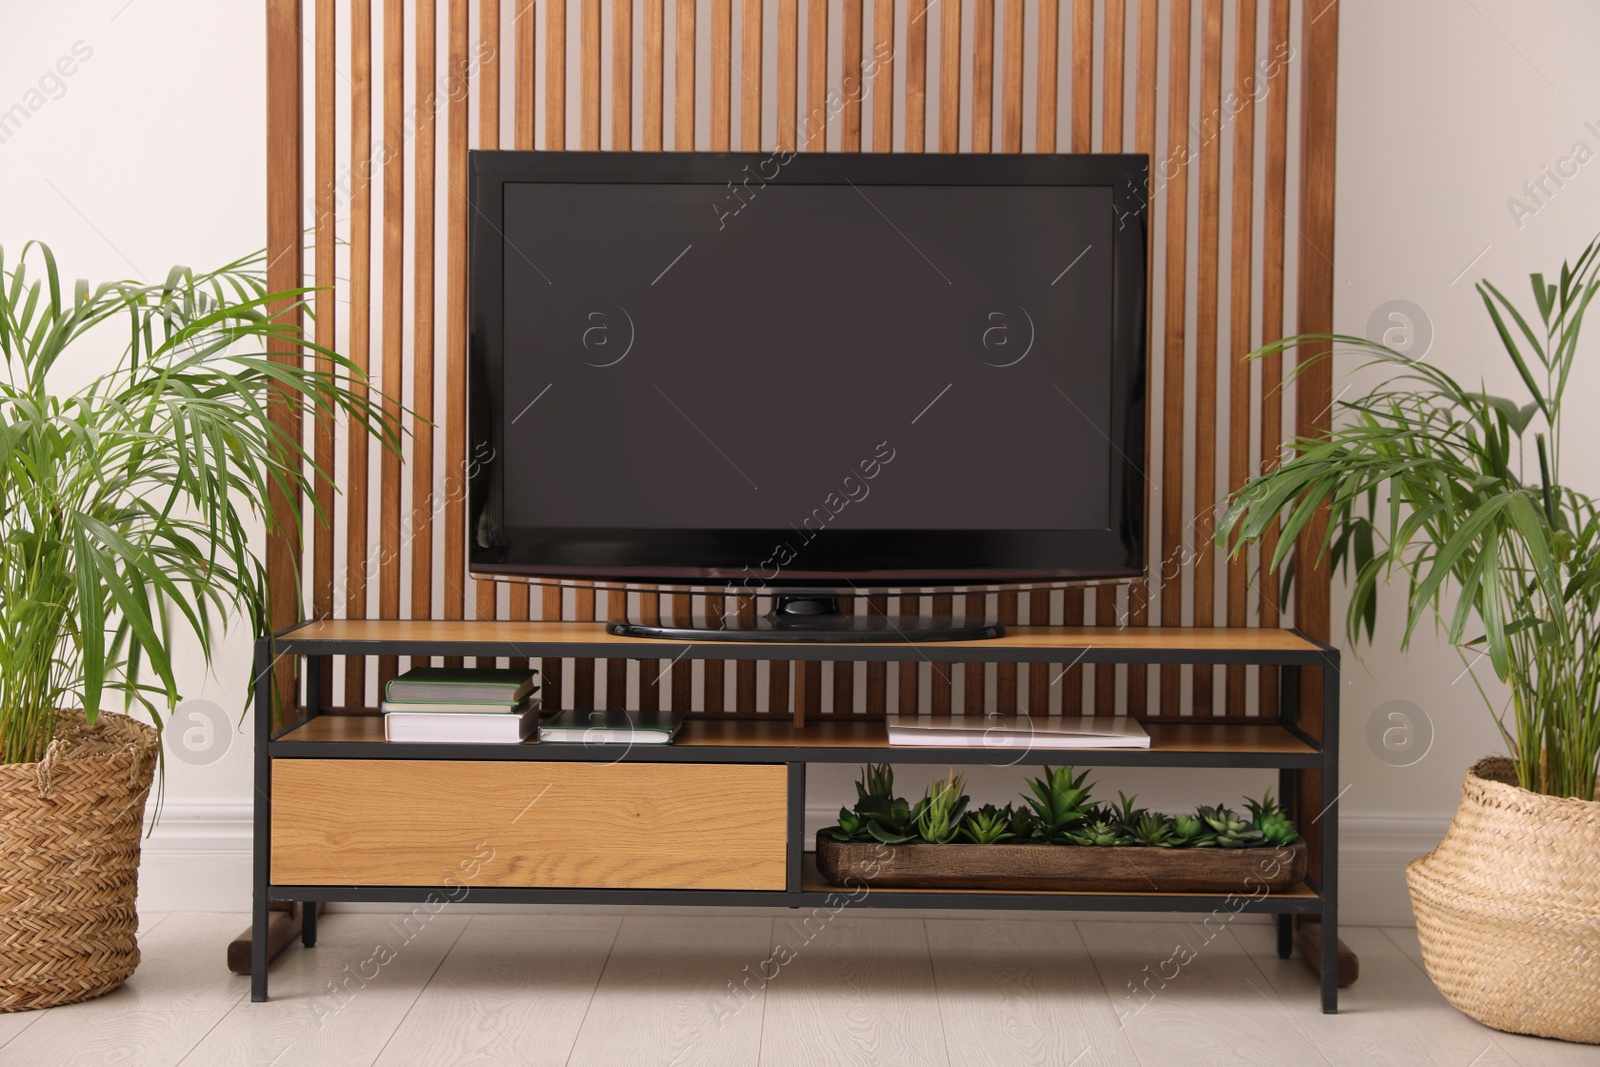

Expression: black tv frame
xmin=468 ymin=150 xmax=1149 ymax=597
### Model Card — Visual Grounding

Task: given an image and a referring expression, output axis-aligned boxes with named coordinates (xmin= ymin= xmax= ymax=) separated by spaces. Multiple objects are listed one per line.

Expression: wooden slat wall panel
xmin=1226 ymin=0 xmax=1259 ymax=716
xmin=268 ymin=0 xmax=1342 ymax=729
xmin=411 ymin=0 xmax=437 ymax=676
xmin=1157 ymin=0 xmax=1192 ymax=715
xmin=377 ymin=0 xmax=405 ymax=688
xmin=342 ymin=0 xmax=373 ymax=710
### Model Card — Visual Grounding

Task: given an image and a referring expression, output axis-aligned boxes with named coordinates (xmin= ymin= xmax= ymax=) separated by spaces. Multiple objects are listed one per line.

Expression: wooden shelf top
xmin=274 ymin=714 xmax=1319 ymax=765
xmin=273 ymin=619 xmax=1334 ymax=665
xmin=798 ymin=854 xmax=1319 ymax=900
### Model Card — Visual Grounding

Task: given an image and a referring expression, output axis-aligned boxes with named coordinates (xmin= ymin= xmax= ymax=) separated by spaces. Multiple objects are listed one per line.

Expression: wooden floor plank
xmin=760 ymin=917 xmax=949 ymax=1067
xmin=566 ymin=915 xmax=773 ymax=1067
xmin=373 ymin=914 xmax=620 ymax=1066
xmin=1235 ymin=924 xmax=1519 ymax=1066
xmin=926 ymin=919 xmax=1136 ymax=1066
xmin=178 ymin=912 xmax=470 ymax=1066
xmin=0 ymin=1007 xmax=228 ymax=1067
xmin=1076 ymin=919 xmax=1331 ymax=1066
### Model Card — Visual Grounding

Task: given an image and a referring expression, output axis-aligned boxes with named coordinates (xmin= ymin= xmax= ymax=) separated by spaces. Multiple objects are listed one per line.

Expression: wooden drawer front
xmin=271 ymin=760 xmax=788 ymax=890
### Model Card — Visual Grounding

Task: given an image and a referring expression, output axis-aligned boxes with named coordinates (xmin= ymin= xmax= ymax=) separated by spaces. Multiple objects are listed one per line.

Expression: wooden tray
xmin=814 ymin=833 xmax=1307 ymax=893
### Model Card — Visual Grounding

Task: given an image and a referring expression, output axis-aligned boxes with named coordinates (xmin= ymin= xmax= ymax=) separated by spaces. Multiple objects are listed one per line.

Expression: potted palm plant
xmin=0 ymin=244 xmax=395 ymax=1012
xmin=1217 ymin=239 xmax=1600 ymax=1043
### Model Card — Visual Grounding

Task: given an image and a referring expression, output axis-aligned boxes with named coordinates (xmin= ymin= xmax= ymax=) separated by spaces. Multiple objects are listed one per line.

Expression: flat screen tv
xmin=469 ymin=151 xmax=1148 ymax=640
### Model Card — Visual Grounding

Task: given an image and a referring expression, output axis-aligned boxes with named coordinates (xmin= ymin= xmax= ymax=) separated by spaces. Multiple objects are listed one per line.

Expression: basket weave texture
xmin=1407 ymin=756 xmax=1600 ymax=1044
xmin=0 ymin=710 xmax=158 ymax=1013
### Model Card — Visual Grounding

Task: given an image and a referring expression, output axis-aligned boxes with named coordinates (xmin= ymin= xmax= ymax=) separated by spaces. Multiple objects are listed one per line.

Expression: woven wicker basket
xmin=1408 ymin=756 xmax=1600 ymax=1044
xmin=0 ymin=710 xmax=158 ymax=1012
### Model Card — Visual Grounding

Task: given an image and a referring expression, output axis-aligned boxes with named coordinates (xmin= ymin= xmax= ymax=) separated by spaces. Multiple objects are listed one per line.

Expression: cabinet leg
xmin=301 ymin=902 xmax=318 ymax=948
xmin=1276 ymin=914 xmax=1293 ymax=959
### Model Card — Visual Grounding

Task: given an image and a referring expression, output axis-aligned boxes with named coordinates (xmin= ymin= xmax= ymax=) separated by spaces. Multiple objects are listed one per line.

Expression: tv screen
xmin=469 ymin=151 xmax=1147 ymax=591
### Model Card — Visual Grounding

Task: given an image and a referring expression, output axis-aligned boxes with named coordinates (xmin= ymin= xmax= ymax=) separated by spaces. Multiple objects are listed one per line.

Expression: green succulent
xmin=822 ymin=807 xmax=874 ymax=843
xmin=863 ymin=795 xmax=924 ymax=844
xmin=1022 ymin=765 xmax=1095 ymax=843
xmin=1255 ymin=811 xmax=1300 ymax=847
xmin=1110 ymin=792 xmax=1146 ymax=833
xmin=916 ymin=771 xmax=970 ymax=844
xmin=1006 ymin=803 xmax=1037 ymax=840
xmin=1066 ymin=817 xmax=1130 ymax=847
xmin=856 ymin=763 xmax=895 ymax=804
xmin=959 ymin=803 xmax=1015 ymax=844
xmin=1171 ymin=813 xmax=1217 ymax=848
xmin=1199 ymin=805 xmax=1267 ymax=849
xmin=1130 ymin=812 xmax=1176 ymax=848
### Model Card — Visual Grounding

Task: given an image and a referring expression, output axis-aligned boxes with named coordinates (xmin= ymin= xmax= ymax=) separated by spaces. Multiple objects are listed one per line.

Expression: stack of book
xmin=382 ymin=667 xmax=539 ymax=743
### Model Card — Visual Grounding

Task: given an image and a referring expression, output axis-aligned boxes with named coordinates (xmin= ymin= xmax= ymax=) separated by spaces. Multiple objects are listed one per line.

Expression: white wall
xmin=5 ymin=0 xmax=1598 ymax=924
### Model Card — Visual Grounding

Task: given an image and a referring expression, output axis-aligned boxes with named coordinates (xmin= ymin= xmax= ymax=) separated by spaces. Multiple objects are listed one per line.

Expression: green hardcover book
xmin=385 ymin=666 xmax=537 ymax=704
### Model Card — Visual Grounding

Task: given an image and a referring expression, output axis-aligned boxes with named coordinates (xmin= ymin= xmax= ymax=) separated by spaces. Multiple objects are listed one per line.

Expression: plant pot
xmin=0 ymin=710 xmax=158 ymax=1012
xmin=815 ymin=832 xmax=1307 ymax=893
xmin=1407 ymin=756 xmax=1600 ymax=1044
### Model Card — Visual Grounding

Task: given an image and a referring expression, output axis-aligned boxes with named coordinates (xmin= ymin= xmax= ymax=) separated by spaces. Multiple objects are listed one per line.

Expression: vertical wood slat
xmin=1225 ymin=0 xmax=1259 ymax=716
xmin=1158 ymin=0 xmax=1192 ymax=715
xmin=677 ymin=0 xmax=696 ymax=149
xmin=547 ymin=0 xmax=567 ymax=148
xmin=897 ymin=594 xmax=919 ymax=715
xmin=514 ymin=0 xmax=536 ymax=151
xmin=929 ymin=593 xmax=953 ymax=713
xmin=1191 ymin=0 xmax=1222 ymax=714
xmin=805 ymin=0 xmax=827 ymax=150
xmin=343 ymin=0 xmax=373 ymax=710
xmin=614 ymin=0 xmax=633 ymax=149
xmin=904 ymin=0 xmax=926 ymax=152
xmin=871 ymin=0 xmax=893 ymax=151
xmin=711 ymin=0 xmax=732 ymax=150
xmin=1125 ymin=0 xmax=1159 ymax=717
xmin=1028 ymin=589 xmax=1050 ymax=712
xmin=777 ymin=0 xmax=798 ymax=151
xmin=644 ymin=0 xmax=665 ymax=149
xmin=938 ymin=0 xmax=959 ymax=151
xmin=265 ymin=0 xmax=304 ymax=722
xmin=582 ymin=0 xmax=601 ymax=148
xmin=1036 ymin=0 xmax=1058 ymax=153
xmin=378 ymin=0 xmax=406 ymax=689
xmin=743 ymin=0 xmax=763 ymax=150
xmin=411 ymin=0 xmax=437 ymax=673
xmin=508 ymin=0 xmax=535 ymax=669
xmin=1095 ymin=0 xmax=1125 ymax=714
xmin=1070 ymin=0 xmax=1092 ymax=152
xmin=840 ymin=0 xmax=863 ymax=151
xmin=1258 ymin=0 xmax=1292 ymax=721
xmin=1000 ymin=0 xmax=1021 ymax=152
xmin=963 ymin=592 xmax=985 ymax=713
xmin=971 ymin=0 xmax=994 ymax=153
xmin=445 ymin=0 xmax=470 ymax=668
xmin=313 ymin=0 xmax=336 ymax=670
xmin=475 ymin=0 xmax=502 ymax=670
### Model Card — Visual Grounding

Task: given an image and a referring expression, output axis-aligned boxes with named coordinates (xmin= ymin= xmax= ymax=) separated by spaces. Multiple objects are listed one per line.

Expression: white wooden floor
xmin=1 ymin=911 xmax=1591 ymax=1066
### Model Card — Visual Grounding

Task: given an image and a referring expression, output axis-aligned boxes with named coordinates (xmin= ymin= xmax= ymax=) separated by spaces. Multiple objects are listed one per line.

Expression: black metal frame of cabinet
xmin=252 ymin=623 xmax=1343 ymax=1011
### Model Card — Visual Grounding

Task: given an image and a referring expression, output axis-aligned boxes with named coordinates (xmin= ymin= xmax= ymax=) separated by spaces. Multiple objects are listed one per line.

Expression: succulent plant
xmin=1171 ymin=813 xmax=1217 ymax=848
xmin=1199 ymin=805 xmax=1267 ymax=849
xmin=1244 ymin=789 xmax=1301 ymax=846
xmin=1130 ymin=812 xmax=1176 ymax=848
xmin=1066 ymin=817 xmax=1130 ymax=847
xmin=1110 ymin=792 xmax=1146 ymax=833
xmin=916 ymin=771 xmax=970 ymax=844
xmin=959 ymin=803 xmax=1015 ymax=844
xmin=822 ymin=807 xmax=874 ymax=843
xmin=857 ymin=763 xmax=895 ymax=804
xmin=863 ymin=795 xmax=923 ymax=844
xmin=1022 ymin=765 xmax=1095 ymax=843
xmin=1006 ymin=802 xmax=1037 ymax=840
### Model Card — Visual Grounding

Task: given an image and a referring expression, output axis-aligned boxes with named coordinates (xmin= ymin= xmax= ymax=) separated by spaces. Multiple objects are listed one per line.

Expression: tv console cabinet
xmin=252 ymin=620 xmax=1348 ymax=1011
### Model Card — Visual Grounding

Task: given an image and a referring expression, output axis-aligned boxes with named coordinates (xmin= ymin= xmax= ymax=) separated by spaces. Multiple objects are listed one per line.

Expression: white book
xmin=383 ymin=707 xmax=539 ymax=743
xmin=885 ymin=714 xmax=1151 ymax=749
